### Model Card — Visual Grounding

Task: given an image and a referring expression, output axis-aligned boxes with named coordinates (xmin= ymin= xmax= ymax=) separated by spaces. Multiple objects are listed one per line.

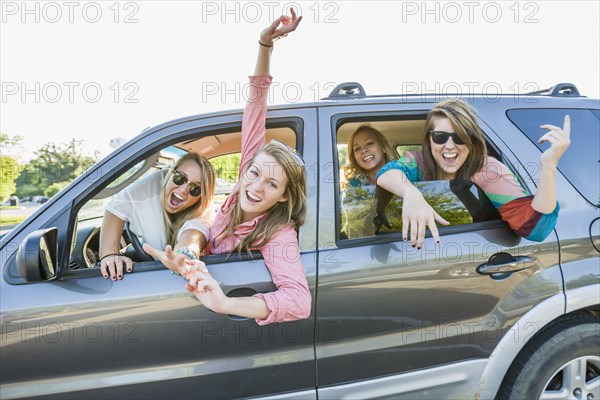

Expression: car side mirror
xmin=16 ymin=228 xmax=58 ymax=282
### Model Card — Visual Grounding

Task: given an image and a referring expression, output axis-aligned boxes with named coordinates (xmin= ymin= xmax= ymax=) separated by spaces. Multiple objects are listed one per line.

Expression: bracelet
xmin=258 ymin=40 xmax=273 ymax=48
xmin=100 ymin=253 xmax=121 ymax=263
xmin=176 ymin=248 xmax=198 ymax=260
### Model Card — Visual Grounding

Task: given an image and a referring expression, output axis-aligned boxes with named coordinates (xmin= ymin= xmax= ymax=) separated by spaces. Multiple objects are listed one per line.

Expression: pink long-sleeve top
xmin=208 ymin=74 xmax=311 ymax=325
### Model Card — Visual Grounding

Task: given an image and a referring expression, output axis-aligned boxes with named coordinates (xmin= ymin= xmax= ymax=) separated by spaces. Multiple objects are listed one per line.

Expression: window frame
xmin=506 ymin=107 xmax=600 ymax=208
xmin=59 ymin=117 xmax=305 ymax=280
xmin=331 ymin=111 xmax=515 ymax=249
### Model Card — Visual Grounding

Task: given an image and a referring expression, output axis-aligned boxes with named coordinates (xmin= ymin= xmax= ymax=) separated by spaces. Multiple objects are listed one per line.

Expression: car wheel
xmin=497 ymin=314 xmax=600 ymax=400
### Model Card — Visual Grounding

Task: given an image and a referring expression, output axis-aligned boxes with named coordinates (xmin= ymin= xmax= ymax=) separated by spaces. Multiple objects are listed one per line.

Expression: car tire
xmin=497 ymin=313 xmax=600 ymax=400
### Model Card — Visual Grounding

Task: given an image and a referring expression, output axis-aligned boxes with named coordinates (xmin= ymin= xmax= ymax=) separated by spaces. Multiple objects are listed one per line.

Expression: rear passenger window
xmin=506 ymin=108 xmax=600 ymax=206
xmin=336 ymin=117 xmax=503 ymax=242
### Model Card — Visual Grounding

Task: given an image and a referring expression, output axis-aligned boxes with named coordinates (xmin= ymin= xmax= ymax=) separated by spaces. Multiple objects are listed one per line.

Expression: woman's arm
xmin=186 ymin=265 xmax=271 ymax=319
xmin=186 ymin=227 xmax=310 ymax=324
xmin=99 ymin=210 xmax=132 ymax=280
xmin=531 ymin=115 xmax=571 ymax=213
xmin=377 ymin=168 xmax=449 ymax=248
xmin=238 ymin=9 xmax=302 ymax=175
xmin=142 ymin=229 xmax=207 ymax=276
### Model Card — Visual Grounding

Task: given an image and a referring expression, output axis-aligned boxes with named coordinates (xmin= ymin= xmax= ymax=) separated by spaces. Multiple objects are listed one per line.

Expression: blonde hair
xmin=342 ymin=124 xmax=399 ymax=185
xmin=160 ymin=152 xmax=215 ymax=247
xmin=422 ymin=99 xmax=488 ymax=181
xmin=218 ymin=143 xmax=307 ymax=255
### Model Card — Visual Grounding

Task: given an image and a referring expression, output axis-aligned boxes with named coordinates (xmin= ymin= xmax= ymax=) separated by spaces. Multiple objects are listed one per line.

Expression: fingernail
xmin=412 ymin=244 xmax=416 ymax=248
xmin=417 ymin=247 xmax=421 ymax=250
xmin=436 ymin=241 xmax=440 ymax=244
xmin=127 ymin=269 xmax=132 ymax=273
xmin=117 ymin=275 xmax=122 ymax=280
xmin=103 ymin=275 xmax=108 ymax=279
xmin=112 ymin=277 xmax=116 ymax=281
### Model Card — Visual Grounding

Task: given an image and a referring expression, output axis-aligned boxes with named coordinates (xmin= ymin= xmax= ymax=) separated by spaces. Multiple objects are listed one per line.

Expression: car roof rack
xmin=323 ymin=82 xmax=366 ymax=100
xmin=526 ymin=82 xmax=581 ymax=97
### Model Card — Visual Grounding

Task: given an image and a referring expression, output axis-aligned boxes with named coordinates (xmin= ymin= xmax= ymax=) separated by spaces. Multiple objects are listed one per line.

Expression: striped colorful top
xmin=376 ymin=151 xmax=559 ymax=242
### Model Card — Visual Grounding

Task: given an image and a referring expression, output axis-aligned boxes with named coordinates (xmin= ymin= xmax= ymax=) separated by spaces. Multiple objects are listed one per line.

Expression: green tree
xmin=0 ymin=134 xmax=24 ymax=202
xmin=17 ymin=139 xmax=98 ymax=198
xmin=210 ymin=153 xmax=241 ymax=182
xmin=44 ymin=182 xmax=70 ymax=198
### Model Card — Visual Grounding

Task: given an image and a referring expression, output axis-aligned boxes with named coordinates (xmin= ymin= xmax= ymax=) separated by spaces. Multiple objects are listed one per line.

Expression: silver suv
xmin=1 ymin=83 xmax=598 ymax=399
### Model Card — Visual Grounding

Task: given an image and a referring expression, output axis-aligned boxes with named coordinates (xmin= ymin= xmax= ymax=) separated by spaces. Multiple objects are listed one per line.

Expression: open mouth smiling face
xmin=352 ymin=130 xmax=385 ymax=173
xmin=429 ymin=117 xmax=470 ymax=179
xmin=164 ymin=160 xmax=203 ymax=214
xmin=240 ymin=152 xmax=288 ymax=222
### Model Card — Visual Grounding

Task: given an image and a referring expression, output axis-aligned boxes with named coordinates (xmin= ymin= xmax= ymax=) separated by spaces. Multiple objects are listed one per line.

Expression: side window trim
xmin=64 ymin=117 xmax=305 ymax=277
xmin=332 ymin=111 xmax=517 ymax=248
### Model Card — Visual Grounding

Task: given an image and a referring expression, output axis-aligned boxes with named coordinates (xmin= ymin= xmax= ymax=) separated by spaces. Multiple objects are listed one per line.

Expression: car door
xmin=0 ymin=107 xmax=318 ymax=399
xmin=314 ymin=101 xmax=563 ymax=399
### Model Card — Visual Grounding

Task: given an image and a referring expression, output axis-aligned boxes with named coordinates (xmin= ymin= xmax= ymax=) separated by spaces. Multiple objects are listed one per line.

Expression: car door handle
xmin=476 ymin=252 xmax=537 ymax=275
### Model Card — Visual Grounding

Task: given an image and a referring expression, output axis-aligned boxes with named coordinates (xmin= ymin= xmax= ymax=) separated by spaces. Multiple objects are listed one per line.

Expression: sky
xmin=1 ymin=0 xmax=599 ymax=162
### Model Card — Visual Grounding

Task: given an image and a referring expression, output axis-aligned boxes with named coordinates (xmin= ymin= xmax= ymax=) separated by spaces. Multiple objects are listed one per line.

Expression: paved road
xmin=0 ymin=203 xmax=42 ymax=235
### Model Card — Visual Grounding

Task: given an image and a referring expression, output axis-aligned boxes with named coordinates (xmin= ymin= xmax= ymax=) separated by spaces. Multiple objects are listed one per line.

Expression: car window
xmin=69 ymin=126 xmax=299 ymax=271
xmin=336 ymin=117 xmax=505 ymax=242
xmin=506 ymin=108 xmax=600 ymax=206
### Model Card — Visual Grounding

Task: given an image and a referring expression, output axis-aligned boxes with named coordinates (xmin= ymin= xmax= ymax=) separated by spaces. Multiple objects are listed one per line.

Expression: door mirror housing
xmin=16 ymin=228 xmax=58 ymax=282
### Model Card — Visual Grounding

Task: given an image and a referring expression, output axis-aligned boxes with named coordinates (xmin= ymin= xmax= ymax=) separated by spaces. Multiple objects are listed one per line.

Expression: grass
xmin=0 ymin=215 xmax=26 ymax=226
xmin=0 ymin=206 xmax=21 ymax=210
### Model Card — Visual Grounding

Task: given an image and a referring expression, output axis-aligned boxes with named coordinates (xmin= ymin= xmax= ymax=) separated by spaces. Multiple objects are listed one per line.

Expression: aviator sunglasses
xmin=429 ymin=130 xmax=466 ymax=145
xmin=171 ymin=170 xmax=202 ymax=197
xmin=270 ymin=140 xmax=305 ymax=166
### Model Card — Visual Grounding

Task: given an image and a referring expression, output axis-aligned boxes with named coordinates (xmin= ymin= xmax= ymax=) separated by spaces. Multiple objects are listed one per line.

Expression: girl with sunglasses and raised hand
xmin=377 ymin=98 xmax=570 ymax=249
xmin=184 ymin=9 xmax=310 ymax=325
xmin=100 ymin=153 xmax=215 ymax=280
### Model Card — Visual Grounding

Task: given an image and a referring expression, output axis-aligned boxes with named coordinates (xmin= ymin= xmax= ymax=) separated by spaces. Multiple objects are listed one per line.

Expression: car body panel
xmin=1 ymin=93 xmax=598 ymax=399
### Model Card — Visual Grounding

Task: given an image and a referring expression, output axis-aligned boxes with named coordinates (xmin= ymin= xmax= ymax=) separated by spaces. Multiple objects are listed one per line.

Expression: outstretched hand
xmin=260 ymin=7 xmax=302 ymax=46
xmin=142 ymin=243 xmax=189 ymax=276
xmin=539 ymin=115 xmax=571 ymax=167
xmin=185 ymin=261 xmax=229 ymax=314
xmin=402 ymin=188 xmax=450 ymax=249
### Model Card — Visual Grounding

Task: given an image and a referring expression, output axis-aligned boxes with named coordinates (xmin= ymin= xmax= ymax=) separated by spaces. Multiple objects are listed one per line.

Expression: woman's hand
xmin=100 ymin=254 xmax=133 ymax=280
xmin=185 ymin=262 xmax=230 ymax=314
xmin=539 ymin=115 xmax=571 ymax=168
xmin=402 ymin=187 xmax=450 ymax=248
xmin=259 ymin=7 xmax=302 ymax=46
xmin=142 ymin=243 xmax=190 ymax=276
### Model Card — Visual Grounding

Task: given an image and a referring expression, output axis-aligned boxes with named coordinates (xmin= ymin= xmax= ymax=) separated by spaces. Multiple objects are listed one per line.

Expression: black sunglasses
xmin=172 ymin=170 xmax=202 ymax=197
xmin=429 ymin=130 xmax=466 ymax=145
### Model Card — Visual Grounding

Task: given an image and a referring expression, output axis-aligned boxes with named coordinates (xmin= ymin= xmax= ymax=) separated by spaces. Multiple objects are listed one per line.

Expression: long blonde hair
xmin=160 ymin=152 xmax=215 ymax=247
xmin=218 ymin=143 xmax=307 ymax=255
xmin=342 ymin=124 xmax=399 ymax=185
xmin=422 ymin=99 xmax=488 ymax=181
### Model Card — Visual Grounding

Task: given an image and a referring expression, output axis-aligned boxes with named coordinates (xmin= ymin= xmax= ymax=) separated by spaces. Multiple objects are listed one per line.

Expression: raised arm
xmin=532 ymin=115 xmax=570 ymax=213
xmin=239 ymin=9 xmax=302 ymax=175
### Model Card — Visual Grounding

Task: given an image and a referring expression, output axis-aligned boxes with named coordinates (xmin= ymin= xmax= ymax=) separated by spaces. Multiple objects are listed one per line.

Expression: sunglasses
xmin=171 ymin=170 xmax=202 ymax=197
xmin=270 ymin=140 xmax=305 ymax=166
xmin=429 ymin=130 xmax=466 ymax=145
